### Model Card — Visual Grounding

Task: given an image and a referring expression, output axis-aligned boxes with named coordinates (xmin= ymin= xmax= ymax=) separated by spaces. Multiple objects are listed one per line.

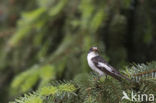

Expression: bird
xmin=87 ymin=47 xmax=130 ymax=81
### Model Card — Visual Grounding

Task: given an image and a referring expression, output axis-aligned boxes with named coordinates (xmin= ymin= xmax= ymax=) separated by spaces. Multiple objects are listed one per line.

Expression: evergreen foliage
xmin=0 ymin=0 xmax=156 ymax=102
xmin=10 ymin=83 xmax=76 ymax=103
xmin=11 ymin=64 xmax=56 ymax=95
xmin=10 ymin=62 xmax=156 ymax=103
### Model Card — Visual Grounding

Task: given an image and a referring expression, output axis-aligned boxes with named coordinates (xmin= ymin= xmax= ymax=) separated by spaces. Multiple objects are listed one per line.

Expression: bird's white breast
xmin=87 ymin=52 xmax=104 ymax=76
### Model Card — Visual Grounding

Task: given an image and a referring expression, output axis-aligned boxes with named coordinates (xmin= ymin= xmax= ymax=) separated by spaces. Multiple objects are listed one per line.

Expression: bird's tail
xmin=120 ymin=73 xmax=130 ymax=80
xmin=115 ymin=72 xmax=131 ymax=81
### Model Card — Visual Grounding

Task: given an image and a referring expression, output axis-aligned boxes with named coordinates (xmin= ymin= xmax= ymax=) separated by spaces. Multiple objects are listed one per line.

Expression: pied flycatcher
xmin=87 ymin=47 xmax=129 ymax=81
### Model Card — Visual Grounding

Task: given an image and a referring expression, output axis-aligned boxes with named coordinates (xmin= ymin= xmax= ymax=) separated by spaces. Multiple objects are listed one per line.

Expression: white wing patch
xmin=98 ymin=62 xmax=113 ymax=72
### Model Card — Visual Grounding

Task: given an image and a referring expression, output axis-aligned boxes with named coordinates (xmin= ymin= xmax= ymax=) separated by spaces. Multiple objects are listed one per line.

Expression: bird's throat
xmin=87 ymin=52 xmax=99 ymax=60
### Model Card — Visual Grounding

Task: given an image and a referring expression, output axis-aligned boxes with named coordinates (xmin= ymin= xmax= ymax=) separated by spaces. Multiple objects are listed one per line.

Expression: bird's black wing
xmin=92 ymin=56 xmax=129 ymax=81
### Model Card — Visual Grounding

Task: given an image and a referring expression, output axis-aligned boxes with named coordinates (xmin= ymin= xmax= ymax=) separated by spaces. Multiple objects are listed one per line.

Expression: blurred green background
xmin=0 ymin=0 xmax=156 ymax=102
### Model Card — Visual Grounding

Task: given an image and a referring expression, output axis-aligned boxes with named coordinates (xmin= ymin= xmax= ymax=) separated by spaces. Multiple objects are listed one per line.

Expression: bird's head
xmin=88 ymin=47 xmax=99 ymax=55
